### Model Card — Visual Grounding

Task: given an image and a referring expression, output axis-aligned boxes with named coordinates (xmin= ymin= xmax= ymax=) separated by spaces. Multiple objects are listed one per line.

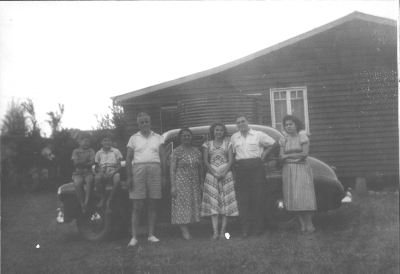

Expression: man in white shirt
xmin=126 ymin=113 xmax=166 ymax=246
xmin=231 ymin=114 xmax=277 ymax=237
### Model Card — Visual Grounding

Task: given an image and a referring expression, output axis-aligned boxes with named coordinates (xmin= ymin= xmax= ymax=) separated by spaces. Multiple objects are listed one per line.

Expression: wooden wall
xmin=121 ymin=19 xmax=398 ymax=177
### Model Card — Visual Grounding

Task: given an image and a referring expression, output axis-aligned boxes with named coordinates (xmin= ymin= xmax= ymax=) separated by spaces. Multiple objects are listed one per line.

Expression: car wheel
xmin=77 ymin=207 xmax=111 ymax=241
xmin=265 ymin=192 xmax=297 ymax=229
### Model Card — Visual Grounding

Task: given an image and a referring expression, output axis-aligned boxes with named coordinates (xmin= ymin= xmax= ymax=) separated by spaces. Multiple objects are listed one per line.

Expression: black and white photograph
xmin=0 ymin=1 xmax=398 ymax=273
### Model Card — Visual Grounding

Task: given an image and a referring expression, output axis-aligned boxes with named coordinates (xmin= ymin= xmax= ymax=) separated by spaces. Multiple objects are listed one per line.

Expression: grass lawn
xmin=1 ymin=190 xmax=398 ymax=274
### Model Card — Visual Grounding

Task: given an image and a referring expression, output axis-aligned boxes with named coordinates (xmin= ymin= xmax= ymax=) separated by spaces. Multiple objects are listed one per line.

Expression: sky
xmin=0 ymin=1 xmax=397 ymax=137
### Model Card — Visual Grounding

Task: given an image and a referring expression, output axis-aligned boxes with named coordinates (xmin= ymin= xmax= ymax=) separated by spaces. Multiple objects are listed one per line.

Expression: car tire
xmin=77 ymin=206 xmax=111 ymax=241
xmin=265 ymin=192 xmax=297 ymax=229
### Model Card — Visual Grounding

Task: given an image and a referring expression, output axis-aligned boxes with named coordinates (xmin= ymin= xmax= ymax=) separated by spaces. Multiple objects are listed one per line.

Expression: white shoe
xmin=127 ymin=238 xmax=138 ymax=247
xmin=56 ymin=216 xmax=64 ymax=224
xmin=341 ymin=191 xmax=352 ymax=203
xmin=148 ymin=235 xmax=160 ymax=243
xmin=56 ymin=208 xmax=64 ymax=224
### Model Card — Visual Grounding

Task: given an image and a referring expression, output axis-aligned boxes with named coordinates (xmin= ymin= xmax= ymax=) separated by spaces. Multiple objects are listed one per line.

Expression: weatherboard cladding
xmin=178 ymin=96 xmax=260 ymax=128
xmin=119 ymin=14 xmax=397 ymax=178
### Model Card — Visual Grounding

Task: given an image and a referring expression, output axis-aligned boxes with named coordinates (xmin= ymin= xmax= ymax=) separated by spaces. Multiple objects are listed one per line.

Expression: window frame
xmin=160 ymin=105 xmax=179 ymax=134
xmin=270 ymin=86 xmax=310 ymax=134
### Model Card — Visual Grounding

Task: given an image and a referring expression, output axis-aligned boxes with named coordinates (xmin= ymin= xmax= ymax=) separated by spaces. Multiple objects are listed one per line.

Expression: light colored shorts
xmin=130 ymin=162 xmax=162 ymax=200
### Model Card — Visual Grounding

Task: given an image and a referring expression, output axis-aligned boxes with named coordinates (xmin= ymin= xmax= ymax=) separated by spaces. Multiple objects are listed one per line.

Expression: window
xmin=270 ymin=87 xmax=309 ymax=133
xmin=160 ymin=106 xmax=179 ymax=134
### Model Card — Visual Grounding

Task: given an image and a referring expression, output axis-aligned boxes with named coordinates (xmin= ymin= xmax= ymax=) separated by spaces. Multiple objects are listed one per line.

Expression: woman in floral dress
xmin=170 ymin=128 xmax=204 ymax=240
xmin=279 ymin=115 xmax=316 ymax=233
xmin=201 ymin=122 xmax=238 ymax=240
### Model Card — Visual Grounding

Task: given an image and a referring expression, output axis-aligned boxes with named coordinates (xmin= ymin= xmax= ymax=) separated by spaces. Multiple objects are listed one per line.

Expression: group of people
xmin=71 ymin=111 xmax=317 ymax=247
xmin=71 ymin=132 xmax=123 ymax=216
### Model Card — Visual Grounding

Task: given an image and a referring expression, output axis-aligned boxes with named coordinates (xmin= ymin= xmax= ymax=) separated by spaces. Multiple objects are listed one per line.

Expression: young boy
xmin=71 ymin=133 xmax=95 ymax=213
xmin=94 ymin=133 xmax=123 ymax=214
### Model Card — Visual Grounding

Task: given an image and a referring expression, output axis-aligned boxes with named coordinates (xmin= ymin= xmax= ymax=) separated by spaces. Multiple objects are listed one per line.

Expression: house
xmin=112 ymin=12 xmax=398 ymax=186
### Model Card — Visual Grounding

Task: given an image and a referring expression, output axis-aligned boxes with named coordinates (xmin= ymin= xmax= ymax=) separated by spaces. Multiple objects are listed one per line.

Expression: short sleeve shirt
xmin=95 ymin=147 xmax=123 ymax=168
xmin=127 ymin=131 xmax=164 ymax=164
xmin=279 ymin=134 xmax=309 ymax=153
xmin=71 ymin=147 xmax=95 ymax=174
xmin=231 ymin=129 xmax=276 ymax=160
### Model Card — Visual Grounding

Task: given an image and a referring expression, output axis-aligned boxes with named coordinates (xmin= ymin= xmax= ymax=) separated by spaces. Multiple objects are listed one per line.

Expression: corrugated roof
xmin=111 ymin=11 xmax=396 ymax=104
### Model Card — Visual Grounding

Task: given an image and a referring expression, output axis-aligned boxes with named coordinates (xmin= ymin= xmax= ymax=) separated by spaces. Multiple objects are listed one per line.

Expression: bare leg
xmin=305 ymin=212 xmax=315 ymax=232
xmin=220 ymin=215 xmax=228 ymax=239
xmin=298 ymin=212 xmax=306 ymax=232
xmin=131 ymin=199 xmax=144 ymax=240
xmin=73 ymin=176 xmax=85 ymax=209
xmin=84 ymin=173 xmax=94 ymax=208
xmin=95 ymin=173 xmax=106 ymax=207
xmin=106 ymin=173 xmax=121 ymax=214
xmin=211 ymin=214 xmax=219 ymax=240
xmin=148 ymin=198 xmax=158 ymax=237
xmin=180 ymin=225 xmax=191 ymax=240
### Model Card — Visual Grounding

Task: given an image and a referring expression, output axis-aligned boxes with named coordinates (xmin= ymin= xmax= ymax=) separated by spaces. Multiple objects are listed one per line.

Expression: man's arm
xmin=260 ymin=132 xmax=279 ymax=162
xmin=126 ymin=147 xmax=134 ymax=184
xmin=261 ymin=142 xmax=278 ymax=162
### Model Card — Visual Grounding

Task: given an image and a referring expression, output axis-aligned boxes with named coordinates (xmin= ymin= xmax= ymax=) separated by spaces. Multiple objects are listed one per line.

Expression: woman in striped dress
xmin=279 ymin=115 xmax=316 ymax=233
xmin=201 ymin=122 xmax=239 ymax=240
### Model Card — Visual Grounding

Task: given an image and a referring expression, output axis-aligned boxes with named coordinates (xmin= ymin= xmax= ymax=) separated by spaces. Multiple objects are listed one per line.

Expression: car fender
xmin=314 ymin=174 xmax=345 ymax=211
xmin=58 ymin=183 xmax=80 ymax=223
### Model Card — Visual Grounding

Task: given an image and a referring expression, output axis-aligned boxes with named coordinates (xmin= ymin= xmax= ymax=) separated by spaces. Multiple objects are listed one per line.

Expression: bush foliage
xmin=1 ymin=99 xmax=126 ymax=191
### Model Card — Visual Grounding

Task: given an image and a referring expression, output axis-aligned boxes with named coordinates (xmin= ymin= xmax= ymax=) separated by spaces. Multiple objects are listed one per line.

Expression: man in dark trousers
xmin=231 ymin=114 xmax=277 ymax=237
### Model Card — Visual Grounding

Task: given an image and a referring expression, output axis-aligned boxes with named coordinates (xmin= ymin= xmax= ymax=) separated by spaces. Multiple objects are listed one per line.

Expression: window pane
xmin=297 ymin=90 xmax=303 ymax=98
xmin=291 ymin=99 xmax=305 ymax=123
xmin=274 ymin=92 xmax=279 ymax=99
xmin=290 ymin=90 xmax=296 ymax=98
xmin=161 ymin=106 xmax=179 ymax=133
xmin=275 ymin=100 xmax=287 ymax=124
xmin=280 ymin=91 xmax=286 ymax=99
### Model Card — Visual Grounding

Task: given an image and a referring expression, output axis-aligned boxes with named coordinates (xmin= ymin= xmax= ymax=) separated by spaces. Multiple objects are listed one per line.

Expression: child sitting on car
xmin=94 ymin=133 xmax=123 ymax=214
xmin=71 ymin=133 xmax=95 ymax=213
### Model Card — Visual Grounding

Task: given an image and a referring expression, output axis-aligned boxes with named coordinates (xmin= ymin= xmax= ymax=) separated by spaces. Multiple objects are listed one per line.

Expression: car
xmin=57 ymin=124 xmax=347 ymax=241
